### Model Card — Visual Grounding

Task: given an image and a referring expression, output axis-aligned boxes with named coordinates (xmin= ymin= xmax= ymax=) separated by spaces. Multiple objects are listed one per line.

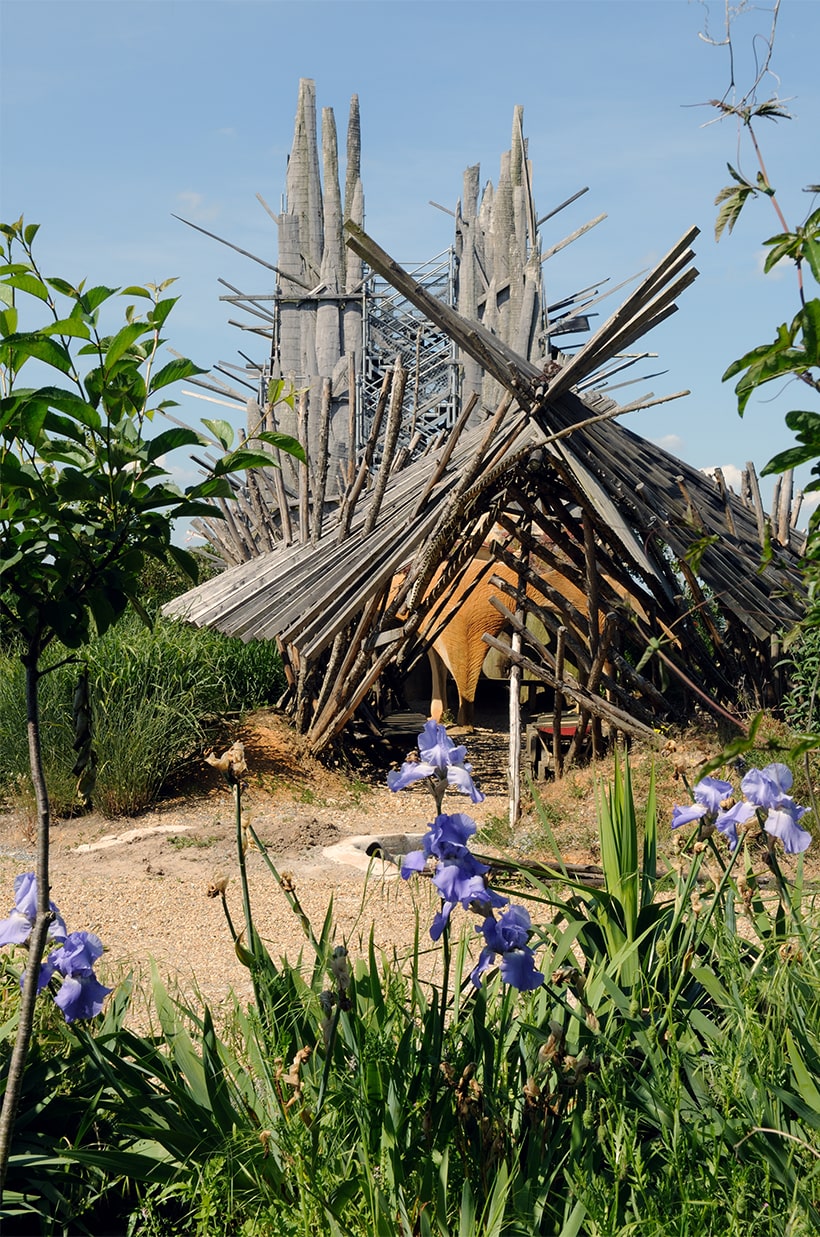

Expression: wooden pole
xmin=508 ymin=594 xmax=524 ymax=829
xmin=298 ymin=388 xmax=310 ymax=543
xmin=362 ymin=357 xmax=406 ymax=536
xmin=553 ymin=626 xmax=566 ymax=779
xmin=312 ymin=378 xmax=332 ymax=546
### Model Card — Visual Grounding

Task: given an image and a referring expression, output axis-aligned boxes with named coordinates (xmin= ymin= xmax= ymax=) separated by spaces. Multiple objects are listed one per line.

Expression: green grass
xmin=3 ymin=740 xmax=819 ymax=1236
xmin=167 ymin=833 xmax=220 ymax=850
xmin=0 ymin=613 xmax=286 ymax=817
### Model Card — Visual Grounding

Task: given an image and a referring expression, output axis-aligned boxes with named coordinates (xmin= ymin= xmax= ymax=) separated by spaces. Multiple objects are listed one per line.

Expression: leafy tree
xmin=0 ymin=217 xmax=303 ymax=1193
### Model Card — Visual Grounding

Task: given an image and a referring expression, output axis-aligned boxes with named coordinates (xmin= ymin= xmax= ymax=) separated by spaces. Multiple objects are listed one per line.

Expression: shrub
xmin=781 ymin=619 xmax=820 ymax=733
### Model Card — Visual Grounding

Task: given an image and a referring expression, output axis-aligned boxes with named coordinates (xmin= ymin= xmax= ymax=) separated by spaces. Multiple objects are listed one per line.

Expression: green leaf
xmin=185 ymin=477 xmax=236 ymax=501
xmin=1 ymin=272 xmax=49 ymax=301
xmin=763 ymin=236 xmax=801 ymax=273
xmin=754 ymin=100 xmax=792 ymax=123
xmin=724 ymin=320 xmax=811 ymax=414
xmin=804 ymin=237 xmax=820 ymax=285
xmin=20 ymin=400 xmax=49 ymax=444
xmin=36 ymin=385 xmax=103 ymax=429
xmin=726 ymin=162 xmax=756 ymax=189
xmin=785 ymin=1029 xmax=820 ymax=1115
xmin=762 ymin=443 xmax=820 ymax=475
xmin=201 ymin=418 xmax=235 ymax=451
xmin=104 ymin=321 xmax=149 ymax=369
xmin=120 ymin=285 xmax=153 ymax=299
xmin=46 ymin=275 xmax=77 ymax=297
xmin=0 ymin=306 xmax=18 ymax=336
xmin=147 ymin=296 xmax=178 ymax=330
xmin=714 ymin=181 xmax=753 ymax=241
xmin=801 ymin=298 xmax=820 ymax=363
xmin=0 ymin=332 xmax=73 ymax=374
xmin=164 ymin=542 xmax=200 ymax=583
xmin=145 ymin=426 xmax=204 ymax=462
xmin=78 ymin=285 xmax=118 ymax=313
xmin=458 ymin=1181 xmax=476 ymax=1237
xmin=784 ymin=407 xmax=820 ymax=437
xmin=41 ymin=316 xmax=91 ymax=341
xmin=148 ymin=356 xmax=203 ymax=393
xmin=256 ymin=430 xmax=306 ymax=462
xmin=722 ymin=336 xmax=789 ymax=382
xmin=556 ymin=1199 xmax=588 ymax=1237
xmin=211 ymin=448 xmax=281 ymax=477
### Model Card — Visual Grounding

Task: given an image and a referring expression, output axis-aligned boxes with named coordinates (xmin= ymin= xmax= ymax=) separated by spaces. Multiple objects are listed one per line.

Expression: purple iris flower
xmin=713 ymin=799 xmax=758 ymax=851
xmin=0 ymin=872 xmax=67 ymax=947
xmin=671 ymin=777 xmax=733 ymax=830
xmin=762 ymin=809 xmax=812 ymax=855
xmin=387 ymin=721 xmax=485 ymax=803
xmin=33 ymin=931 xmax=111 ymax=1023
xmin=401 ymin=812 xmax=508 ymax=940
xmin=400 ymin=812 xmax=480 ymax=877
xmin=431 ymin=864 xmax=508 ymax=940
xmin=741 ymin=764 xmax=812 ymax=854
xmin=741 ymin=763 xmax=795 ymax=809
xmin=470 ymin=905 xmax=543 ymax=990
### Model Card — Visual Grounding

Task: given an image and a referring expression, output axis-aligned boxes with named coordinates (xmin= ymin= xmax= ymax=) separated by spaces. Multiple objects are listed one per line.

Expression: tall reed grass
xmin=0 ymin=615 xmax=285 ymax=816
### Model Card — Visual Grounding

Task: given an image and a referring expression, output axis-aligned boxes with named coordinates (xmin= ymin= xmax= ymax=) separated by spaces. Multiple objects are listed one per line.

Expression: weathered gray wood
xmin=311 ymin=378 xmax=332 ymax=545
xmin=167 ymin=90 xmax=808 ymax=759
xmin=337 ymin=366 xmax=391 ymax=540
xmin=744 ymin=459 xmax=768 ymax=547
xmin=553 ymin=626 xmax=566 ymax=779
xmin=776 ymin=467 xmax=794 ymax=545
xmin=540 ymin=214 xmax=607 ymax=263
xmin=298 ymin=389 xmax=310 ymax=543
xmin=483 ymin=630 xmax=661 ymax=744
xmin=362 ymin=358 xmax=407 ymax=535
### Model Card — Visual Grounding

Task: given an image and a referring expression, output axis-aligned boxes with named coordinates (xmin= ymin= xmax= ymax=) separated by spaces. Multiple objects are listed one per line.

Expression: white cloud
xmin=155 ymin=454 xmax=201 ymax=489
xmin=175 ymin=190 xmax=221 ymax=222
xmin=653 ymin=433 xmax=684 ymax=455
xmin=795 ymin=488 xmax=820 ymax=530
xmin=755 ymin=247 xmax=789 ymax=280
xmin=701 ymin=463 xmax=744 ymax=492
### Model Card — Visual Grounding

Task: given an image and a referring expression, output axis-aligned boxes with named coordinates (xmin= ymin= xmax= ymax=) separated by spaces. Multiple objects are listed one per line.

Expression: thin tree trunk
xmin=0 ymin=650 xmax=52 ymax=1199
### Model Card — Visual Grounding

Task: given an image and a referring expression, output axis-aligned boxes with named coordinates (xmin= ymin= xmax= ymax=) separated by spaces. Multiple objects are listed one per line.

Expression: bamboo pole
xmin=483 ymin=632 xmax=660 ymax=745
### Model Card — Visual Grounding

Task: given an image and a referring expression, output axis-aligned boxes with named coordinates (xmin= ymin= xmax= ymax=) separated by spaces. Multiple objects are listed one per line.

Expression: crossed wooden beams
xmin=167 ymin=223 xmax=805 ymax=757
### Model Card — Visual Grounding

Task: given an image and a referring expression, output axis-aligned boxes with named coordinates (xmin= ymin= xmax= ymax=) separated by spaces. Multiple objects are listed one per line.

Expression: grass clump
xmin=0 ymin=613 xmax=286 ymax=817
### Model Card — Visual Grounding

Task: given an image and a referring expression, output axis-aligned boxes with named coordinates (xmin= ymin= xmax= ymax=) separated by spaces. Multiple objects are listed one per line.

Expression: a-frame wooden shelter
xmin=165 ymin=83 xmax=806 ymax=761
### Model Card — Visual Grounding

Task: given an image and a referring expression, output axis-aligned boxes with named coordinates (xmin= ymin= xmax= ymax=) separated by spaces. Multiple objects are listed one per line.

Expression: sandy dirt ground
xmin=0 ymin=712 xmax=516 ymax=1023
xmin=3 ymin=709 xmax=811 ymax=1028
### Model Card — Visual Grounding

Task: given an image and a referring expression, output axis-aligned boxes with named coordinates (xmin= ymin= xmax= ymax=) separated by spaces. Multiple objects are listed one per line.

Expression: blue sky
xmin=2 ymin=0 xmax=818 ymax=515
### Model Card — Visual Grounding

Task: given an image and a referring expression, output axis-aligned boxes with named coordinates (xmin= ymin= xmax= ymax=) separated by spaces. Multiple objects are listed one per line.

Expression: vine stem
xmin=233 ymin=779 xmax=267 ymax=1016
xmin=745 ymin=120 xmax=805 ymax=303
xmin=0 ymin=650 xmax=51 ymax=1200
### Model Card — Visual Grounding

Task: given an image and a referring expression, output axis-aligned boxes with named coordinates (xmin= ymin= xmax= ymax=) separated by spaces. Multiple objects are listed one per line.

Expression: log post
xmin=553 ymin=626 xmax=566 ymax=779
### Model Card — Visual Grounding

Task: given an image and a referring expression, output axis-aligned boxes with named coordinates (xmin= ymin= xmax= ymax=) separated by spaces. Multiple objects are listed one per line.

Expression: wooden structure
xmin=165 ymin=83 xmax=806 ymax=762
